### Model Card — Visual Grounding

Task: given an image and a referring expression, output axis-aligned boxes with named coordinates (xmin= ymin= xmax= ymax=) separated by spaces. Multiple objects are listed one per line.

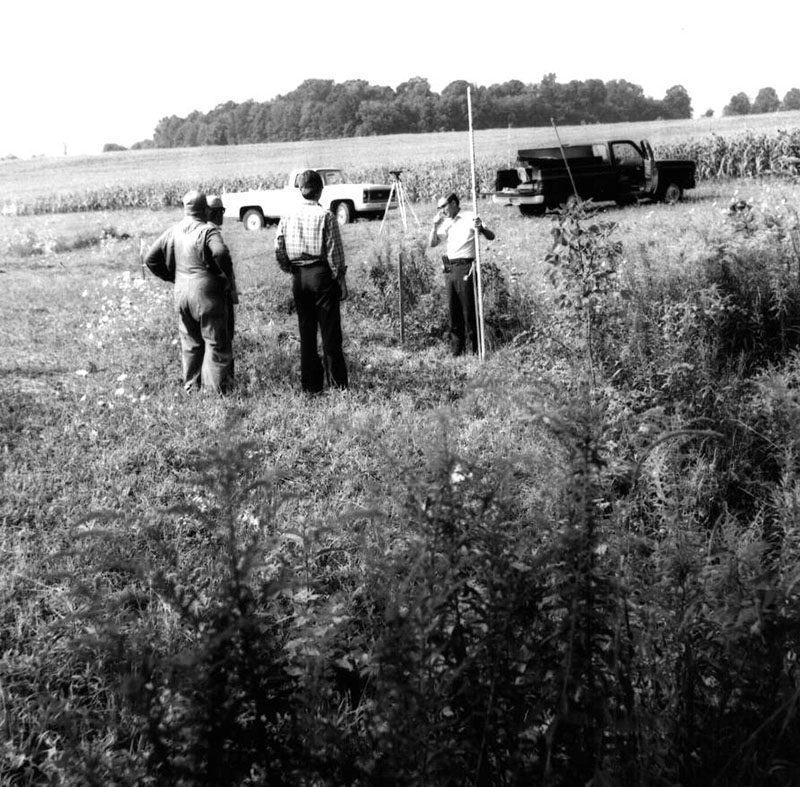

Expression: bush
xmin=360 ymin=232 xmax=537 ymax=351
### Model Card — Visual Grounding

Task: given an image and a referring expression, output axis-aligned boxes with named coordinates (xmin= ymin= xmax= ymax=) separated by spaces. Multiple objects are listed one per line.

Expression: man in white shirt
xmin=429 ymin=192 xmax=495 ymax=355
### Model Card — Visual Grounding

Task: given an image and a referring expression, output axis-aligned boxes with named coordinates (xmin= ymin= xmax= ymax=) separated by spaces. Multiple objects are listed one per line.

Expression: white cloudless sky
xmin=3 ymin=0 xmax=798 ymax=158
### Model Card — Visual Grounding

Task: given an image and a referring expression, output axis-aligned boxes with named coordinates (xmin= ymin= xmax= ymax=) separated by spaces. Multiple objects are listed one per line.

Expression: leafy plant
xmin=544 ymin=200 xmax=624 ymax=385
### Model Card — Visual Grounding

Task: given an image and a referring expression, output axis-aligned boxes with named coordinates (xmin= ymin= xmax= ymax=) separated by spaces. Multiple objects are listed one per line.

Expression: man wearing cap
xmin=143 ymin=190 xmax=234 ymax=393
xmin=429 ymin=192 xmax=495 ymax=356
xmin=275 ymin=169 xmax=348 ymax=394
xmin=207 ymin=195 xmax=238 ymax=379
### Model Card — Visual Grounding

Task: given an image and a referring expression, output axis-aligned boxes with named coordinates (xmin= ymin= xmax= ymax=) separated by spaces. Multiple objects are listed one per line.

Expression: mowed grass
xmin=1 ymin=178 xmax=730 ymax=490
xmin=4 ymin=111 xmax=800 ymax=202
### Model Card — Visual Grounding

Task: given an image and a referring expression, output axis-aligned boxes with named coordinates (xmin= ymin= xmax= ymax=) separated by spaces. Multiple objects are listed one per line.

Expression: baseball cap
xmin=182 ymin=190 xmax=207 ymax=217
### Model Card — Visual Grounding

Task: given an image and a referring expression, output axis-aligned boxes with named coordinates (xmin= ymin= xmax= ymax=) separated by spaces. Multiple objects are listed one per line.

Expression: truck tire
xmin=242 ymin=209 xmax=266 ymax=231
xmin=334 ymin=201 xmax=353 ymax=225
xmin=661 ymin=183 xmax=682 ymax=204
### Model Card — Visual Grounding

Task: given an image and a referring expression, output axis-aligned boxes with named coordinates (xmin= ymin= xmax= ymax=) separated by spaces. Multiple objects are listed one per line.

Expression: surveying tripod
xmin=380 ymin=170 xmax=420 ymax=233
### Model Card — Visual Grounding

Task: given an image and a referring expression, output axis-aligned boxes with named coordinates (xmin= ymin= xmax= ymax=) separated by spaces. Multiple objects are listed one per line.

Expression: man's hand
xmin=473 ymin=216 xmax=494 ymax=240
xmin=429 ymin=212 xmax=445 ymax=249
xmin=338 ymin=274 xmax=348 ymax=302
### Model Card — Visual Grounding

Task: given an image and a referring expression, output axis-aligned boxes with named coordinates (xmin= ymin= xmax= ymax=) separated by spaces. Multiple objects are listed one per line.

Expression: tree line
xmin=723 ymin=86 xmax=800 ymax=116
xmin=131 ymin=74 xmax=694 ymax=149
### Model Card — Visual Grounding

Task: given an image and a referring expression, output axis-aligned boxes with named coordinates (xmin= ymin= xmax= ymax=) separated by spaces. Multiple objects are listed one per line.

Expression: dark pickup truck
xmin=493 ymin=139 xmax=696 ymax=216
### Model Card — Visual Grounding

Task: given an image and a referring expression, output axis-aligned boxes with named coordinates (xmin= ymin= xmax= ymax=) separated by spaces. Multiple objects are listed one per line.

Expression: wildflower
xmin=450 ymin=462 xmax=472 ymax=485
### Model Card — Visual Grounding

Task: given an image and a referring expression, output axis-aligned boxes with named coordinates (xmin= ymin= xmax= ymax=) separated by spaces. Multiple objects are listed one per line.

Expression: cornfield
xmin=4 ymin=129 xmax=800 ymax=217
xmin=658 ymin=127 xmax=800 ymax=179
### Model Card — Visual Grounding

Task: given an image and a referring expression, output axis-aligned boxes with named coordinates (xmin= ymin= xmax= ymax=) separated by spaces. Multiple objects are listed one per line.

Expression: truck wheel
xmin=242 ymin=209 xmax=265 ymax=231
xmin=334 ymin=202 xmax=352 ymax=225
xmin=662 ymin=183 xmax=682 ymax=204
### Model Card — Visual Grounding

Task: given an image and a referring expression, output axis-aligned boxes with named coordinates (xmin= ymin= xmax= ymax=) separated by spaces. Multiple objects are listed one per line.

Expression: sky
xmin=3 ymin=0 xmax=799 ymax=159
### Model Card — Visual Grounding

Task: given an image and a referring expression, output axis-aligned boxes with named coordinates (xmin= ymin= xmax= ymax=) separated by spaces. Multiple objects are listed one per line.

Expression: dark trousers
xmin=292 ymin=262 xmax=348 ymax=393
xmin=446 ymin=260 xmax=478 ymax=355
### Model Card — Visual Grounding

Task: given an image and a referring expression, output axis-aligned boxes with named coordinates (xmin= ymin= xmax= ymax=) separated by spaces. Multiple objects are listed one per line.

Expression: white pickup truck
xmin=221 ymin=167 xmax=395 ymax=230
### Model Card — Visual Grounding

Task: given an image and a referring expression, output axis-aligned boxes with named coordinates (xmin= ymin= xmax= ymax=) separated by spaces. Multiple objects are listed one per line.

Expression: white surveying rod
xmin=467 ymin=85 xmax=486 ymax=361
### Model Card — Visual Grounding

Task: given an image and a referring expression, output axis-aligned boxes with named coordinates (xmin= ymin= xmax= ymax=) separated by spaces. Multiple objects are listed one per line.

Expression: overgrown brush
xmin=32 ymin=377 xmax=796 ymax=787
xmin=360 ymin=230 xmax=533 ymax=351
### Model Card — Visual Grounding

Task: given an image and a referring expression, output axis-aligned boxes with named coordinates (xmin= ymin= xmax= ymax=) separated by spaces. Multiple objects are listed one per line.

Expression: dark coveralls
xmin=144 ymin=217 xmax=234 ymax=392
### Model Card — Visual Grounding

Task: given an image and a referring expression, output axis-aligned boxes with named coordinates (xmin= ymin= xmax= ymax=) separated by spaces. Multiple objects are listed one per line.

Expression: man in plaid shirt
xmin=275 ymin=170 xmax=349 ymax=393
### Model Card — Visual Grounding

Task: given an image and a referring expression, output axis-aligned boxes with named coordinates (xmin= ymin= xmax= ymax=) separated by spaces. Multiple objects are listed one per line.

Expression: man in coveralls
xmin=144 ymin=190 xmax=234 ymax=392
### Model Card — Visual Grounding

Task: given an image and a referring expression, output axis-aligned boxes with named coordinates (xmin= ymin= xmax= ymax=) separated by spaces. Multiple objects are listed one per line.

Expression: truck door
xmin=611 ymin=141 xmax=646 ymax=196
xmin=641 ymin=140 xmax=658 ymax=194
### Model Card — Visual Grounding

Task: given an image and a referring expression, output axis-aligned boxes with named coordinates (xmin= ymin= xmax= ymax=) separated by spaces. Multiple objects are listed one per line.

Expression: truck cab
xmin=493 ymin=138 xmax=695 ymax=215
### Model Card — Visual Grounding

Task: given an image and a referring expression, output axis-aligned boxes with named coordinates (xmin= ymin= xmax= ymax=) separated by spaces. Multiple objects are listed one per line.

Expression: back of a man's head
xmin=182 ymin=189 xmax=208 ymax=219
xmin=299 ymin=170 xmax=323 ymax=199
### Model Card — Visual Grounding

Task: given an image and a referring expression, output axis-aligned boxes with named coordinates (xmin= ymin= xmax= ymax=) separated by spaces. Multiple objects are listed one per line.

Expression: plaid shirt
xmin=275 ymin=200 xmax=346 ymax=277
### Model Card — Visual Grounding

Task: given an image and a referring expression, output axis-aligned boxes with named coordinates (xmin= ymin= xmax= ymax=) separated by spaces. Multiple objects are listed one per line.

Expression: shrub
xmin=361 ymin=231 xmax=447 ymax=347
xmin=544 ymin=199 xmax=625 ymax=384
xmin=360 ymin=232 xmax=536 ymax=351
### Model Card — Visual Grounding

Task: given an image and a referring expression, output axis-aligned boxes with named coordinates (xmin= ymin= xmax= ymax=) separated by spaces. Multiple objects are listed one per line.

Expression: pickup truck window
xmin=291 ymin=169 xmax=345 ymax=187
xmin=592 ymin=144 xmax=609 ymax=162
xmin=611 ymin=142 xmax=643 ymax=166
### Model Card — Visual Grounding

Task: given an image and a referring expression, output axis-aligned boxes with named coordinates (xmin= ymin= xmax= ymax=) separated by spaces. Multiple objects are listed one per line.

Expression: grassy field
xmin=3 ymin=129 xmax=800 ymax=783
xmin=4 ymin=110 xmax=800 ymax=202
